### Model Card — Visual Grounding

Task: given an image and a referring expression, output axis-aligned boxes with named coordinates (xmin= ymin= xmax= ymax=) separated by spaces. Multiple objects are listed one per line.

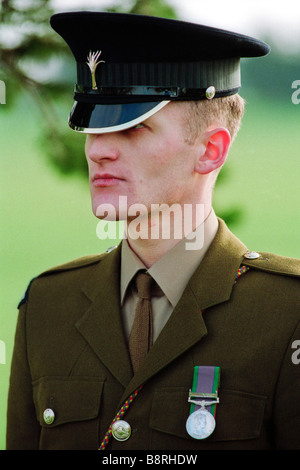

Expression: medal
xmin=186 ymin=399 xmax=218 ymax=439
xmin=186 ymin=366 xmax=220 ymax=440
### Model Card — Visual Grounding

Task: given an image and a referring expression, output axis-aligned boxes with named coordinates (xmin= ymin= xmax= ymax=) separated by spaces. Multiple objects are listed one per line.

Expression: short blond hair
xmin=183 ymin=94 xmax=245 ymax=144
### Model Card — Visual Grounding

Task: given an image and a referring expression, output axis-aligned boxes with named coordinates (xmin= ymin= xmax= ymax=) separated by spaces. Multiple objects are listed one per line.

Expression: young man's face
xmin=85 ymin=102 xmax=203 ymax=222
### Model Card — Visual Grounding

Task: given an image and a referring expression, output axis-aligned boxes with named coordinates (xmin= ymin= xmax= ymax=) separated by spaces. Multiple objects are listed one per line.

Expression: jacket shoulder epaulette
xmin=17 ymin=248 xmax=117 ymax=309
xmin=38 ymin=252 xmax=107 ymax=277
xmin=242 ymin=250 xmax=300 ymax=278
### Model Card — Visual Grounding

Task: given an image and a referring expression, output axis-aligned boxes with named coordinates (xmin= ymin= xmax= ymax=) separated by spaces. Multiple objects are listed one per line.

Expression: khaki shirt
xmin=120 ymin=210 xmax=219 ymax=342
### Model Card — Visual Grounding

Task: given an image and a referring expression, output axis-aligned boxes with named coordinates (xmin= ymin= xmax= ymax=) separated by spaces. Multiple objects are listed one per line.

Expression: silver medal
xmin=186 ymin=398 xmax=218 ymax=440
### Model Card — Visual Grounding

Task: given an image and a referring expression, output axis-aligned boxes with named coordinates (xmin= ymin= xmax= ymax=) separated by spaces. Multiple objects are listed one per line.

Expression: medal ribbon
xmin=189 ymin=366 xmax=220 ymax=417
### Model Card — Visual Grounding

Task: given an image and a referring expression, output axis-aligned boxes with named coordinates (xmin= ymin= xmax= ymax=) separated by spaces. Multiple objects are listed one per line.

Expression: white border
xmin=69 ymin=100 xmax=170 ymax=134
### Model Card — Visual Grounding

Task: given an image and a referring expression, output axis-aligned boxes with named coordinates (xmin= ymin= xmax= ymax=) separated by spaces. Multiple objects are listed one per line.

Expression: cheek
xmin=142 ymin=139 xmax=183 ymax=175
xmin=141 ymin=147 xmax=192 ymax=200
xmin=155 ymin=143 xmax=193 ymax=181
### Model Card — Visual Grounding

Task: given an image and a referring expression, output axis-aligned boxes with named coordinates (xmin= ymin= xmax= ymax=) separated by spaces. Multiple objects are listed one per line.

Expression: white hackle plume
xmin=86 ymin=50 xmax=105 ymax=90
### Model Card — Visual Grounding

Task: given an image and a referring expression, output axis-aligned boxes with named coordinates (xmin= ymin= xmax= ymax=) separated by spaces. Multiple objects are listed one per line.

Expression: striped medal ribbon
xmin=186 ymin=366 xmax=220 ymax=439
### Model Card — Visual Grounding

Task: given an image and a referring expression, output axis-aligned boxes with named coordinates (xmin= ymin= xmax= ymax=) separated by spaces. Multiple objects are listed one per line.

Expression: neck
xmin=125 ymin=202 xmax=212 ymax=268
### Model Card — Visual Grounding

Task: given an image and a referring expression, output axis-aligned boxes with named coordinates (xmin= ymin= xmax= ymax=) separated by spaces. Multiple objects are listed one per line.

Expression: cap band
xmin=76 ymin=58 xmax=241 ymax=99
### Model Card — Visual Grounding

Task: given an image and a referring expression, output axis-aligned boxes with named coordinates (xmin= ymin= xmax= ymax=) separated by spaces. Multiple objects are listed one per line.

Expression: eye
xmin=131 ymin=123 xmax=145 ymax=130
xmin=124 ymin=122 xmax=147 ymax=135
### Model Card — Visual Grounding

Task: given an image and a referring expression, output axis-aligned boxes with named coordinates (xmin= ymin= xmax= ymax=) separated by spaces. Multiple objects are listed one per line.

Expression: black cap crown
xmin=50 ymin=11 xmax=270 ymax=133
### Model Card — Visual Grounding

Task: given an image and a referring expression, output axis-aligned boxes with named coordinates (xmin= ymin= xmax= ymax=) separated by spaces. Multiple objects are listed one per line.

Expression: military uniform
xmin=6 ymin=11 xmax=300 ymax=450
xmin=6 ymin=219 xmax=300 ymax=449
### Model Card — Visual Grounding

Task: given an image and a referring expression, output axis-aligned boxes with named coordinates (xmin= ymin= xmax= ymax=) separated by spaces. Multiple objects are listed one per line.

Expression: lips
xmin=92 ymin=173 xmax=124 ymax=187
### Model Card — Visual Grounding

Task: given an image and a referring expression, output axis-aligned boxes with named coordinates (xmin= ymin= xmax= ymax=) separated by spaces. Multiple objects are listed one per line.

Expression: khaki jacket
xmin=6 ymin=220 xmax=300 ymax=450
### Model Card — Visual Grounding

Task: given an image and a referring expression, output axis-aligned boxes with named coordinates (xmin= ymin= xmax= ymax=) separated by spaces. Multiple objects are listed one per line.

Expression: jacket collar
xmin=76 ymin=219 xmax=247 ymax=401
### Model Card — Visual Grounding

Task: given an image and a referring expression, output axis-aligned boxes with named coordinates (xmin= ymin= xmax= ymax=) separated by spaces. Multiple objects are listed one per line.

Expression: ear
xmin=195 ymin=127 xmax=231 ymax=175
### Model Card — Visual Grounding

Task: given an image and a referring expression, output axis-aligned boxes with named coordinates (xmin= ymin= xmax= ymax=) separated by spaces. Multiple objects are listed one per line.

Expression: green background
xmin=1 ymin=29 xmax=300 ymax=453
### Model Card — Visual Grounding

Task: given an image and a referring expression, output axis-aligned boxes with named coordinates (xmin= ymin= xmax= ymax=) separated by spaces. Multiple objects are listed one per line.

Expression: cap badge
xmin=86 ymin=50 xmax=105 ymax=90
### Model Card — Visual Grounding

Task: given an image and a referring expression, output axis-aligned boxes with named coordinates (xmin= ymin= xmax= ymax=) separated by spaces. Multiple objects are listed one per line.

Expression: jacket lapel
xmin=189 ymin=218 xmax=248 ymax=311
xmin=75 ymin=244 xmax=133 ymax=388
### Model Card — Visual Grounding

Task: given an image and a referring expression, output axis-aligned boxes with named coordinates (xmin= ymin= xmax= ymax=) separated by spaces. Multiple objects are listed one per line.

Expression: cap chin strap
xmin=69 ymin=100 xmax=170 ymax=134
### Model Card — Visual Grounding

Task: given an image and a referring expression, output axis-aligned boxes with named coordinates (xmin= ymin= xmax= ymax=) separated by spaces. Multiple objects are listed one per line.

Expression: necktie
xmin=129 ymin=271 xmax=153 ymax=373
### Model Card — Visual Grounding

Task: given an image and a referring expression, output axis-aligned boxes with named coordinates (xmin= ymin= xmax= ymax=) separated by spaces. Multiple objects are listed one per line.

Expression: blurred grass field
xmin=0 ymin=89 xmax=299 ymax=449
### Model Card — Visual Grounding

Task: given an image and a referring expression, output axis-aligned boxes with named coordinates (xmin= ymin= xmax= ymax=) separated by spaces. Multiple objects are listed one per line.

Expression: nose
xmin=85 ymin=134 xmax=121 ymax=164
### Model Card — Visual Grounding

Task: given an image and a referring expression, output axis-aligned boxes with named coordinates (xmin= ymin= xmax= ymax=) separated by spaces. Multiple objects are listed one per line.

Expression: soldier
xmin=6 ymin=11 xmax=300 ymax=450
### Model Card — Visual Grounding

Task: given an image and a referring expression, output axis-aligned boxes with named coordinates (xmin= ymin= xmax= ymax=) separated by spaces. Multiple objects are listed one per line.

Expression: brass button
xmin=244 ymin=251 xmax=260 ymax=260
xmin=111 ymin=420 xmax=131 ymax=441
xmin=43 ymin=408 xmax=55 ymax=425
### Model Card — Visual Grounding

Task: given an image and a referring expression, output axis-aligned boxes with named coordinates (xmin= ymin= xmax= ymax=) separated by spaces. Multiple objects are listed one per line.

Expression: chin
xmin=92 ymin=203 xmax=127 ymax=222
xmin=92 ymin=191 xmax=140 ymax=220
